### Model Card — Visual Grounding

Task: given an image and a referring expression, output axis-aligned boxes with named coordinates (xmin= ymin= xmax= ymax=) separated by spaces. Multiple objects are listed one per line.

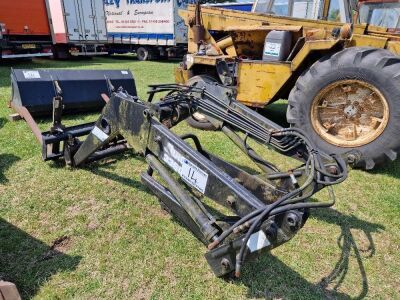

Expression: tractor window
xmin=359 ymin=2 xmax=400 ymax=29
xmin=327 ymin=0 xmax=342 ymax=22
xmin=292 ymin=0 xmax=316 ymax=19
xmin=253 ymin=0 xmax=272 ymax=13
xmin=271 ymin=0 xmax=290 ymax=15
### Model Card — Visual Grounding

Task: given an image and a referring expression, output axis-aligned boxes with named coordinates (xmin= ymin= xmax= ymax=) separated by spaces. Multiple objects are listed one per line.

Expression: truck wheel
xmin=136 ymin=47 xmax=149 ymax=61
xmin=287 ymin=47 xmax=400 ymax=170
xmin=186 ymin=75 xmax=217 ymax=131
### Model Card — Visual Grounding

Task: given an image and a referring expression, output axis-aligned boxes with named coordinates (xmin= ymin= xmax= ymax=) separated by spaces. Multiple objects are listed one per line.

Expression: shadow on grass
xmin=0 ymin=117 xmax=7 ymax=129
xmin=0 ymin=154 xmax=20 ymax=184
xmin=237 ymin=208 xmax=384 ymax=299
xmin=0 ymin=219 xmax=81 ymax=299
xmin=86 ymin=153 xmax=150 ymax=194
xmin=257 ymin=102 xmax=289 ymax=128
xmin=79 ymin=146 xmax=383 ymax=298
xmin=370 ymin=158 xmax=400 ymax=178
xmin=313 ymin=208 xmax=384 ymax=299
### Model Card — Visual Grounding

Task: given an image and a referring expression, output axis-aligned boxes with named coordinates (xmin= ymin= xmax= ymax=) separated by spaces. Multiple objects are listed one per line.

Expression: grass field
xmin=0 ymin=56 xmax=399 ymax=300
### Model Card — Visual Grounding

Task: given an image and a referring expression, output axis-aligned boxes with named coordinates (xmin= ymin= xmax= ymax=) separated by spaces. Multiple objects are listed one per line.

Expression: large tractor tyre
xmin=287 ymin=47 xmax=400 ymax=170
xmin=185 ymin=75 xmax=218 ymax=131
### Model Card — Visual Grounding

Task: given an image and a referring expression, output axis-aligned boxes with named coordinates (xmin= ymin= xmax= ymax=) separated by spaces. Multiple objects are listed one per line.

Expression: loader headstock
xmin=12 ymin=70 xmax=347 ymax=278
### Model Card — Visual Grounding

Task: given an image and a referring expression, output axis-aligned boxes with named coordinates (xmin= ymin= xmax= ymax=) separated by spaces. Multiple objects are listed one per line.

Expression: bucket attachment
xmin=9 ymin=69 xmax=137 ymax=147
xmin=10 ymin=69 xmax=137 ymax=117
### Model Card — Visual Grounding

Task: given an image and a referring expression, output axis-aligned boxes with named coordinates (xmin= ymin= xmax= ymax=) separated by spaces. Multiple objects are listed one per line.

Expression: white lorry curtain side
xmin=104 ymin=0 xmax=193 ymax=47
xmin=45 ymin=0 xmax=108 ymax=56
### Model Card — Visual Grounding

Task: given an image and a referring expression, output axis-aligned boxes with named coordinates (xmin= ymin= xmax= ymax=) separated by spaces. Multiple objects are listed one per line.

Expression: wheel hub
xmin=343 ymin=104 xmax=357 ymax=117
xmin=311 ymin=80 xmax=389 ymax=148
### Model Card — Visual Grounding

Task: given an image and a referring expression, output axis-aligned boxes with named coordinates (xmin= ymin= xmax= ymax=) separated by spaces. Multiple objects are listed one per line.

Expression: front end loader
xmin=175 ymin=2 xmax=400 ymax=170
xmin=11 ymin=70 xmax=347 ymax=277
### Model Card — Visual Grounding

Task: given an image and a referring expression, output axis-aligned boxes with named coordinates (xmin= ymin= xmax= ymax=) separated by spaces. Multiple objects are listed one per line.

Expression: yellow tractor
xmin=175 ymin=1 xmax=400 ymax=170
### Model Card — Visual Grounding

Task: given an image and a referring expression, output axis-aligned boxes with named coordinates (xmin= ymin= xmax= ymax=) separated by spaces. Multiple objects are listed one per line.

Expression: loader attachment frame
xmin=26 ymin=80 xmax=347 ymax=277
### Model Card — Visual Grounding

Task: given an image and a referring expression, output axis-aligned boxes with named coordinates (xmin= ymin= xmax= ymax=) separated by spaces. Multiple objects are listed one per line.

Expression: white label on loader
xmin=180 ymin=159 xmax=208 ymax=194
xmin=162 ymin=143 xmax=182 ymax=174
xmin=264 ymin=42 xmax=281 ymax=57
xmin=246 ymin=230 xmax=271 ymax=253
xmin=92 ymin=126 xmax=109 ymax=142
xmin=121 ymin=71 xmax=129 ymax=75
xmin=162 ymin=142 xmax=208 ymax=194
xmin=23 ymin=70 xmax=41 ymax=79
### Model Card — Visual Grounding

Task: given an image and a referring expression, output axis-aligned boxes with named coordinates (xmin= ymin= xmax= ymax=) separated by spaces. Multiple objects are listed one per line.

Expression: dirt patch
xmin=87 ymin=221 xmax=99 ymax=230
xmin=40 ymin=236 xmax=72 ymax=261
xmin=51 ymin=236 xmax=72 ymax=252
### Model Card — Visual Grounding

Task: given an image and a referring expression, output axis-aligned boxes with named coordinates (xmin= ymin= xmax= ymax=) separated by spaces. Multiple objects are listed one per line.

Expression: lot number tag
xmin=180 ymin=159 xmax=208 ymax=193
xmin=162 ymin=143 xmax=209 ymax=193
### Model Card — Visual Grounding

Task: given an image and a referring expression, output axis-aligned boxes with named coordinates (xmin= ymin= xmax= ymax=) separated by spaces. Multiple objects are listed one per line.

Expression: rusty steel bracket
xmin=24 ymin=81 xmax=347 ymax=277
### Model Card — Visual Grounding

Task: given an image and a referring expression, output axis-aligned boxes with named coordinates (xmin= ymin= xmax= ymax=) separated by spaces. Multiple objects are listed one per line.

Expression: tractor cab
xmin=252 ymin=0 xmax=400 ymax=31
xmin=251 ymin=0 xmax=352 ymax=22
xmin=358 ymin=0 xmax=400 ymax=32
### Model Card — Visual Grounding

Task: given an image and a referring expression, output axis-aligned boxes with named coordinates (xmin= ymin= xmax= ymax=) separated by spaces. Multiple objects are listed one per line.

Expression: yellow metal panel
xmin=291 ymin=40 xmax=339 ymax=71
xmin=224 ymin=25 xmax=302 ymax=32
xmin=230 ymin=31 xmax=267 ymax=58
xmin=186 ymin=5 xmax=369 ymax=34
xmin=225 ymin=45 xmax=237 ymax=57
xmin=192 ymin=55 xmax=229 ymax=66
xmin=350 ymin=34 xmax=388 ymax=48
xmin=367 ymin=25 xmax=389 ymax=33
xmin=174 ymin=66 xmax=188 ymax=84
xmin=366 ymin=32 xmax=400 ymax=41
xmin=216 ymin=36 xmax=233 ymax=50
xmin=236 ymin=61 xmax=292 ymax=107
xmin=387 ymin=41 xmax=400 ymax=56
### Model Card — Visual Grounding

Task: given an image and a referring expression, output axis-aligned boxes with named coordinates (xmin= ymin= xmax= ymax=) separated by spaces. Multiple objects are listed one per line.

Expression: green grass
xmin=0 ymin=56 xmax=399 ymax=299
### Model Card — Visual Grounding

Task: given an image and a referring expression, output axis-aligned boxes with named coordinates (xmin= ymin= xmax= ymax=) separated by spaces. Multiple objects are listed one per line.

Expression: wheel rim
xmin=311 ymin=79 xmax=389 ymax=148
xmin=137 ymin=48 xmax=146 ymax=60
xmin=187 ymin=76 xmax=217 ymax=122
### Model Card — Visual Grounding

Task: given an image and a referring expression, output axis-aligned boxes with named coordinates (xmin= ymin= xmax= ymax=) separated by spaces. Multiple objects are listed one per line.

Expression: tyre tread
xmin=287 ymin=47 xmax=400 ymax=170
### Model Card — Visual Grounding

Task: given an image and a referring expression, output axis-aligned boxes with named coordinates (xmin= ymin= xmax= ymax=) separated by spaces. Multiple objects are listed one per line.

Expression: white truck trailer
xmin=45 ymin=0 xmax=108 ymax=58
xmin=104 ymin=0 xmax=194 ymax=60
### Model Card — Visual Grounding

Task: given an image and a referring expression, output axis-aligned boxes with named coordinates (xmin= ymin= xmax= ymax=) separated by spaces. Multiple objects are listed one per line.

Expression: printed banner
xmin=104 ymin=0 xmax=175 ymax=34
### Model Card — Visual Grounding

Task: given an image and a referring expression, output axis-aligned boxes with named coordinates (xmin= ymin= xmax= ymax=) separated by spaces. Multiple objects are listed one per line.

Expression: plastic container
xmin=262 ymin=30 xmax=292 ymax=61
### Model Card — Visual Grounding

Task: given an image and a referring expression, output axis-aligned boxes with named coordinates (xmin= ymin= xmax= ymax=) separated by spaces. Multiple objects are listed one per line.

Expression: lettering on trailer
xmin=104 ymin=0 xmax=194 ymax=7
xmin=104 ymin=0 xmax=174 ymax=7
xmin=104 ymin=0 xmax=195 ymax=43
xmin=105 ymin=0 xmax=175 ymax=35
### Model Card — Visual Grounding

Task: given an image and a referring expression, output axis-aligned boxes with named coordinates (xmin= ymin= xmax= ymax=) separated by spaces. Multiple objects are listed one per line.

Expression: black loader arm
xmin=40 ymin=82 xmax=347 ymax=277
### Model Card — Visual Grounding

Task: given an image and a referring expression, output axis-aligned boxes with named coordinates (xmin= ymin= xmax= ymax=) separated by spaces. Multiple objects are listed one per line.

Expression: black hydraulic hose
xmin=242 ymin=134 xmax=280 ymax=173
xmin=208 ymin=156 xmax=316 ymax=251
xmin=149 ymin=85 xmax=347 ymax=267
xmin=234 ymin=185 xmax=335 ymax=277
xmin=256 ymin=186 xmax=336 ymax=219
xmin=234 ymin=157 xmax=316 ymax=277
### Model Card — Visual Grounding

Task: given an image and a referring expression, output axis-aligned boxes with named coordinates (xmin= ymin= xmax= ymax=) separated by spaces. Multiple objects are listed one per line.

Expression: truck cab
xmin=0 ymin=0 xmax=53 ymax=60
